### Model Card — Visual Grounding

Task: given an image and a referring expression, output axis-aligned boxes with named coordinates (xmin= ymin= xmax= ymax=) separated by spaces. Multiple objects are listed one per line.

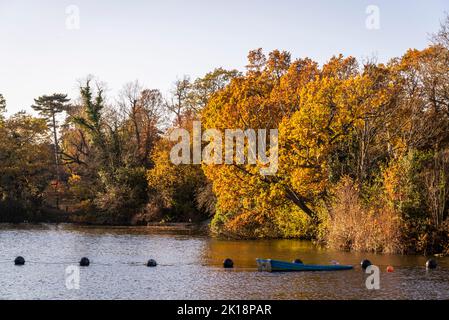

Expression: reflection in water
xmin=0 ymin=224 xmax=448 ymax=299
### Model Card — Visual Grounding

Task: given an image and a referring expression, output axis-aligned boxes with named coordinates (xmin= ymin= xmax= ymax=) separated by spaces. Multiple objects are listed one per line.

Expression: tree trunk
xmin=284 ymin=187 xmax=318 ymax=223
xmin=52 ymin=113 xmax=60 ymax=209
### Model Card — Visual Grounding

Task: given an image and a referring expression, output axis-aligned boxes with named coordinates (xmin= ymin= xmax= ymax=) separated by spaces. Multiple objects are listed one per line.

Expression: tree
xmin=32 ymin=93 xmax=70 ymax=208
xmin=146 ymin=137 xmax=209 ymax=222
xmin=59 ymin=79 xmax=165 ymax=224
xmin=432 ymin=13 xmax=449 ymax=49
xmin=0 ymin=94 xmax=5 ymax=114
xmin=201 ymin=50 xmax=400 ymax=237
xmin=188 ymin=68 xmax=240 ymax=111
xmin=166 ymin=76 xmax=192 ymax=126
xmin=0 ymin=112 xmax=53 ymax=221
xmin=201 ymin=50 xmax=321 ymax=236
xmin=145 ymin=68 xmax=239 ymax=223
xmin=118 ymin=81 xmax=165 ymax=167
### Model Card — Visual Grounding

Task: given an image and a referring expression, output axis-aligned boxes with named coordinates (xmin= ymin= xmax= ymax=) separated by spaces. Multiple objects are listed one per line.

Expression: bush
xmin=210 ymin=209 xmax=281 ymax=239
xmin=93 ymin=167 xmax=149 ymax=224
xmin=146 ymin=139 xmax=211 ymax=222
xmin=211 ymin=204 xmax=314 ymax=239
xmin=325 ymin=176 xmax=403 ymax=253
xmin=0 ymin=200 xmax=32 ymax=223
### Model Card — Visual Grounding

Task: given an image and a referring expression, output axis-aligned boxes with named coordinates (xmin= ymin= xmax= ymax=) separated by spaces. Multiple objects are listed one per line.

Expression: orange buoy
xmin=386 ymin=265 xmax=394 ymax=273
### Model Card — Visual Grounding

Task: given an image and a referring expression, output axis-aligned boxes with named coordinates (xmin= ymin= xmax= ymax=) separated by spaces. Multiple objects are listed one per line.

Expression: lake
xmin=0 ymin=224 xmax=448 ymax=300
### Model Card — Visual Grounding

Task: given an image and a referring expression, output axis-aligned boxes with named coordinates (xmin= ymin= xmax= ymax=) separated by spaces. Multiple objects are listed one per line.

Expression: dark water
xmin=0 ymin=224 xmax=448 ymax=300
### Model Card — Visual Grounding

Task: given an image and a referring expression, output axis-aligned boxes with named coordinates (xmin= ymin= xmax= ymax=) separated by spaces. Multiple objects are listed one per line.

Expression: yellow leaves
xmin=69 ymin=174 xmax=81 ymax=184
xmin=321 ymin=55 xmax=359 ymax=80
xmin=290 ymin=166 xmax=327 ymax=197
xmin=202 ymin=50 xmax=372 ymax=234
xmin=201 ymin=48 xmax=423 ymax=237
xmin=277 ymin=75 xmax=359 ymax=201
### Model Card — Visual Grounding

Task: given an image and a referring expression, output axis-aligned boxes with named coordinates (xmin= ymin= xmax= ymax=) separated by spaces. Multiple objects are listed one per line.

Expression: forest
xmin=1 ymin=16 xmax=449 ymax=255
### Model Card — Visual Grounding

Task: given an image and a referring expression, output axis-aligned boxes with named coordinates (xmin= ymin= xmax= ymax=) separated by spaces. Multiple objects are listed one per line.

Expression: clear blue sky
xmin=1 ymin=0 xmax=448 ymax=114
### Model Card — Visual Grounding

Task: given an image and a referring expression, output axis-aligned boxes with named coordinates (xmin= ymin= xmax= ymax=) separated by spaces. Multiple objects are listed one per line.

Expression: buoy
xmin=223 ymin=258 xmax=234 ymax=268
xmin=146 ymin=259 xmax=157 ymax=267
xmin=79 ymin=257 xmax=90 ymax=267
xmin=14 ymin=256 xmax=25 ymax=265
xmin=426 ymin=259 xmax=437 ymax=270
xmin=293 ymin=259 xmax=303 ymax=264
xmin=361 ymin=259 xmax=372 ymax=270
xmin=386 ymin=265 xmax=394 ymax=273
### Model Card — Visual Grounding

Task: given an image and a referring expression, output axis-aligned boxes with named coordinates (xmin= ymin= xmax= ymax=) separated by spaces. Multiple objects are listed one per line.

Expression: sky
xmin=1 ymin=0 xmax=449 ymax=115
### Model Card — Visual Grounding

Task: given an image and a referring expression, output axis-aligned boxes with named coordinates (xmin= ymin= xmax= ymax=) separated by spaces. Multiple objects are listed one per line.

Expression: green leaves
xmin=0 ymin=94 xmax=6 ymax=114
xmin=0 ymin=112 xmax=53 ymax=222
xmin=32 ymin=93 xmax=70 ymax=117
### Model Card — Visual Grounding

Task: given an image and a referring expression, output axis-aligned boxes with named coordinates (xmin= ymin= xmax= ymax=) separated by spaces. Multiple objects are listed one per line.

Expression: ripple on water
xmin=0 ymin=224 xmax=448 ymax=299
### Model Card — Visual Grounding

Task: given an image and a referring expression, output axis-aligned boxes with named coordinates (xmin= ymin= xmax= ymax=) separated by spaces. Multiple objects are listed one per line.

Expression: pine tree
xmin=32 ymin=94 xmax=70 ymax=208
xmin=0 ymin=94 xmax=5 ymax=115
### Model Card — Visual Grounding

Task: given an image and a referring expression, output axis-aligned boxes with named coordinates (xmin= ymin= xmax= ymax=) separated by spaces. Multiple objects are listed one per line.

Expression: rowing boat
xmin=256 ymin=259 xmax=353 ymax=272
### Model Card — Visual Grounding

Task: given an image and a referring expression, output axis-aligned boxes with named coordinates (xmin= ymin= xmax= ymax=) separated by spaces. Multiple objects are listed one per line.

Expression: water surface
xmin=0 ymin=224 xmax=448 ymax=300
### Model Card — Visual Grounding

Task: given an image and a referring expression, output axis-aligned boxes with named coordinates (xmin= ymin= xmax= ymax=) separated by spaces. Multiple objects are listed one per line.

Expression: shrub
xmin=325 ymin=176 xmax=403 ymax=253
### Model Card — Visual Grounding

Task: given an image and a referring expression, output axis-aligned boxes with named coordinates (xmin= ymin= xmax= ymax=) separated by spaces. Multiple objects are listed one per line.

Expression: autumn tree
xmin=118 ymin=81 xmax=165 ymax=167
xmin=145 ymin=68 xmax=239 ymax=222
xmin=432 ymin=14 xmax=449 ymax=49
xmin=202 ymin=49 xmax=323 ymax=236
xmin=0 ymin=112 xmax=53 ymax=221
xmin=166 ymin=76 xmax=192 ymax=126
xmin=188 ymin=68 xmax=240 ymax=111
xmin=146 ymin=136 xmax=209 ymax=222
xmin=201 ymin=50 xmax=400 ymax=237
xmin=58 ymin=79 xmax=167 ymax=223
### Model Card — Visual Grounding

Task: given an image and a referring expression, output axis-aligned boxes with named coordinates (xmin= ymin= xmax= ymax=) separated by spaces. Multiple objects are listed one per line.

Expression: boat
xmin=256 ymin=259 xmax=353 ymax=272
